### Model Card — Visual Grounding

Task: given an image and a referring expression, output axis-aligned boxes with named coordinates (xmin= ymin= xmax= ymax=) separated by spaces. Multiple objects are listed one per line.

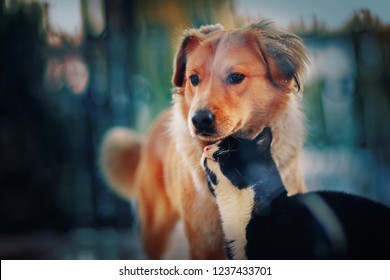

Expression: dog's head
xmin=172 ymin=21 xmax=308 ymax=143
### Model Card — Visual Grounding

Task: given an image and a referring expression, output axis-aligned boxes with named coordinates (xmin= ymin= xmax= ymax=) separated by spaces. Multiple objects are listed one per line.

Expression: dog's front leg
xmin=181 ymin=173 xmax=226 ymax=259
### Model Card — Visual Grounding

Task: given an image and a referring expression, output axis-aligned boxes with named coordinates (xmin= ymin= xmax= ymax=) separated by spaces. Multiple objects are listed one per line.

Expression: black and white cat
xmin=201 ymin=127 xmax=390 ymax=259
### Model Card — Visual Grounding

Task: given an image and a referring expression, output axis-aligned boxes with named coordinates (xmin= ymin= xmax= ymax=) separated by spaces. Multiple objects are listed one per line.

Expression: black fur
xmin=215 ymin=128 xmax=285 ymax=209
xmin=246 ymin=190 xmax=390 ymax=259
xmin=203 ymin=158 xmax=219 ymax=186
xmin=204 ymin=158 xmax=218 ymax=197
xmin=224 ymin=239 xmax=235 ymax=260
xmin=209 ymin=127 xmax=390 ymax=259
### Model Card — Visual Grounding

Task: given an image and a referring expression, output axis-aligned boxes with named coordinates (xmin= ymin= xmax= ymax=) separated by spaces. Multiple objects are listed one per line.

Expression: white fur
xmin=170 ymin=97 xmax=208 ymax=196
xmin=202 ymin=154 xmax=255 ymax=260
xmin=272 ymin=94 xmax=305 ymax=167
xmin=271 ymin=93 xmax=306 ymax=195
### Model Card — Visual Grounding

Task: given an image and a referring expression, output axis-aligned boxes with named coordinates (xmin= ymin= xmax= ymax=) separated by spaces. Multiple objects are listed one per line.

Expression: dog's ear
xmin=172 ymin=24 xmax=224 ymax=88
xmin=248 ymin=21 xmax=309 ymax=93
xmin=172 ymin=32 xmax=201 ymax=88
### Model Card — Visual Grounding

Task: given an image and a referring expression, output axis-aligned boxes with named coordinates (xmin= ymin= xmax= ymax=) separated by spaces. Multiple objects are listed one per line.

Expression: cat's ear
xmin=255 ymin=127 xmax=273 ymax=155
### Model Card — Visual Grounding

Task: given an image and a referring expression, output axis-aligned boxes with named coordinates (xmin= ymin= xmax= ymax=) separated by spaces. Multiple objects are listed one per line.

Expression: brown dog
xmin=100 ymin=21 xmax=308 ymax=259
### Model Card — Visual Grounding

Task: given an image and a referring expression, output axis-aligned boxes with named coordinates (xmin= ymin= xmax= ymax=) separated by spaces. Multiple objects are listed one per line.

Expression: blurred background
xmin=1 ymin=0 xmax=389 ymax=259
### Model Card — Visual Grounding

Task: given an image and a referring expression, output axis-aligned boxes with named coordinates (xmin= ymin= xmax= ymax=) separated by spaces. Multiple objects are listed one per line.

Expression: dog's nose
xmin=191 ymin=110 xmax=215 ymax=133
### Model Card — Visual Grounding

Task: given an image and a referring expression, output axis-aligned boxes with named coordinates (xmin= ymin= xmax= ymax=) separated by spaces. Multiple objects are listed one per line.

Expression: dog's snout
xmin=192 ymin=110 xmax=215 ymax=133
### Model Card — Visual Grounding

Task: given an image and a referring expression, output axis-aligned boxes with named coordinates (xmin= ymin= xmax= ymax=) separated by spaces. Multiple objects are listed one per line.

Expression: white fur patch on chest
xmin=209 ymin=163 xmax=255 ymax=260
xmin=170 ymin=103 xmax=207 ymax=195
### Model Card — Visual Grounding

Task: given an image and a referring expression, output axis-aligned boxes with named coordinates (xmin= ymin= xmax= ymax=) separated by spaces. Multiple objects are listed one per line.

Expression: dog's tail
xmin=99 ymin=127 xmax=142 ymax=199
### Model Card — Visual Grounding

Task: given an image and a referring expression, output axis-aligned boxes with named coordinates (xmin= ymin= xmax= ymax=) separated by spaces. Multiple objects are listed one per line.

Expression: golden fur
xmin=100 ymin=21 xmax=308 ymax=259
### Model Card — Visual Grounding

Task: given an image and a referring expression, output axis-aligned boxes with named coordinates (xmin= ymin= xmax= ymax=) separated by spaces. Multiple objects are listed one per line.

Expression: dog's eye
xmin=189 ymin=74 xmax=200 ymax=86
xmin=227 ymin=73 xmax=245 ymax=85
